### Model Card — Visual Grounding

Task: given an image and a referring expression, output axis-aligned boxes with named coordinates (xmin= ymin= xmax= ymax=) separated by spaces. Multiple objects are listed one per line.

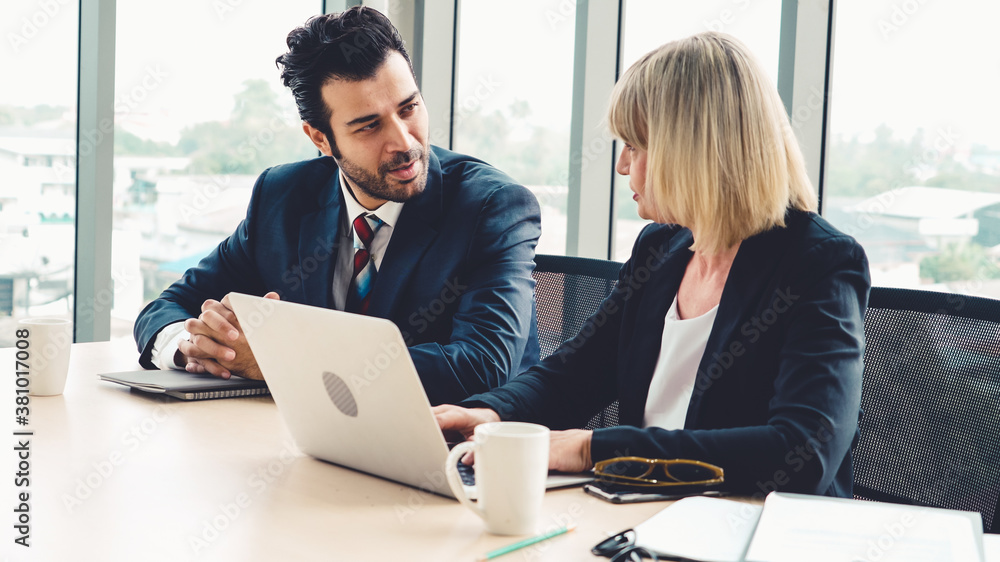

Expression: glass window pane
xmin=825 ymin=1 xmax=1000 ymax=293
xmin=0 ymin=2 xmax=79 ymax=347
xmin=452 ymin=0 xmax=576 ymax=255
xmin=613 ymin=0 xmax=783 ymax=261
xmin=112 ymin=2 xmax=320 ymax=341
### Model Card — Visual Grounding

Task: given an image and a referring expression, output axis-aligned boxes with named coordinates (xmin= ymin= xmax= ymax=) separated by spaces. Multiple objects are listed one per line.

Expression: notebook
xmin=99 ymin=369 xmax=270 ymax=401
xmin=744 ymin=492 xmax=985 ymax=562
xmin=626 ymin=496 xmax=763 ymax=562
xmin=608 ymin=493 xmax=986 ymax=562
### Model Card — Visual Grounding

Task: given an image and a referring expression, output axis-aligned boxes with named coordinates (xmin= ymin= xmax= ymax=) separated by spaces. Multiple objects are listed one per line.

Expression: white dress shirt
xmin=330 ymin=171 xmax=403 ymax=310
xmin=642 ymin=294 xmax=719 ymax=431
xmin=151 ymin=170 xmax=404 ymax=369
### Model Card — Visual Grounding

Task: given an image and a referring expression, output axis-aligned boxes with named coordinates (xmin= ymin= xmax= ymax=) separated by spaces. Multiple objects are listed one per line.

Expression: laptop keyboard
xmin=456 ymin=460 xmax=475 ymax=486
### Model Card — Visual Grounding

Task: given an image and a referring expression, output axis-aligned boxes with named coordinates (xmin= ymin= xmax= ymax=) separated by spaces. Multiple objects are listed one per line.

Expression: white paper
xmin=633 ymin=496 xmax=763 ymax=562
xmin=983 ymin=534 xmax=1000 ymax=562
xmin=744 ymin=493 xmax=985 ymax=562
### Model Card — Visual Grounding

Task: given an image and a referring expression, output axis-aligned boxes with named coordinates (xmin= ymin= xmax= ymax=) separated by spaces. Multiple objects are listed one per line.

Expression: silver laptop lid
xmin=228 ymin=293 xmax=455 ymax=498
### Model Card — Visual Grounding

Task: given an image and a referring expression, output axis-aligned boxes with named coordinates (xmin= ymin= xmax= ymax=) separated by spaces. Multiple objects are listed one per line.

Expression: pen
xmin=476 ymin=524 xmax=577 ymax=561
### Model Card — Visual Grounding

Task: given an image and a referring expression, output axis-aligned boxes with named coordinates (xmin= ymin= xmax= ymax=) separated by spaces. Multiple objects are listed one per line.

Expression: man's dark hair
xmin=275 ymin=7 xmax=413 ymax=156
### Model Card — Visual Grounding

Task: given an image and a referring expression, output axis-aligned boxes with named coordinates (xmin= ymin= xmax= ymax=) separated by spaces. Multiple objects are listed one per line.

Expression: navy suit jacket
xmin=134 ymin=146 xmax=542 ymax=405
xmin=464 ymin=210 xmax=870 ymax=497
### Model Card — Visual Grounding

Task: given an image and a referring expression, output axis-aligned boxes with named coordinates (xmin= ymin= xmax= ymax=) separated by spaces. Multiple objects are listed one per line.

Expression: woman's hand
xmin=549 ymin=429 xmax=594 ymax=472
xmin=432 ymin=404 xmax=501 ymax=441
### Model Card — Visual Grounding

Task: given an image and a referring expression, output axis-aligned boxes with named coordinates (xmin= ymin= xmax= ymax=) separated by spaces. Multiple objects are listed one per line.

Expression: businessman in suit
xmin=133 ymin=7 xmax=541 ymax=406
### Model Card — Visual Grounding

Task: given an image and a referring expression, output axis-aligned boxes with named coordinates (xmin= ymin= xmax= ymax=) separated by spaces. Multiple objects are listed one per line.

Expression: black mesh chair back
xmin=532 ymin=254 xmax=623 ymax=429
xmin=856 ymin=287 xmax=1000 ymax=533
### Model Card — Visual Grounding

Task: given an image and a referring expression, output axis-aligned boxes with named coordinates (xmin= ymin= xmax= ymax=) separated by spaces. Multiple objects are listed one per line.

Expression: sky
xmin=830 ymin=0 xmax=1000 ymax=148
xmin=452 ymin=0 xmax=781 ymax=134
xmin=1 ymin=0 xmax=317 ymax=142
xmin=2 ymin=0 xmax=1000 ymax=150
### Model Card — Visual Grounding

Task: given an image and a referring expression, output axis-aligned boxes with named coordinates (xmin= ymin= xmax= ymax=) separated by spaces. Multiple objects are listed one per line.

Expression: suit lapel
xmin=683 ymin=223 xmax=791 ymax=428
xmin=365 ymin=151 xmax=444 ymax=319
xmin=296 ymin=170 xmax=343 ymax=309
xmin=619 ymin=231 xmax=692 ymax=426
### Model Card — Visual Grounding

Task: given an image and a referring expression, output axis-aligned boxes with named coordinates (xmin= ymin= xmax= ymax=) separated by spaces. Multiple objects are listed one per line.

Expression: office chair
xmin=531 ymin=254 xmax=623 ymax=430
xmin=854 ymin=286 xmax=1000 ymax=533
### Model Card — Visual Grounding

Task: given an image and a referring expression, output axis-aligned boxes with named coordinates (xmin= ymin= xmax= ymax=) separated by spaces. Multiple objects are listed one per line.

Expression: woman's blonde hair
xmin=608 ymin=32 xmax=817 ymax=255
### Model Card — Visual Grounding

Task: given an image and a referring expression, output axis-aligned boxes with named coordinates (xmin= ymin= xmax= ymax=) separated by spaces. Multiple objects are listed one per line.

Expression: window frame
xmin=72 ymin=0 xmax=834 ymax=341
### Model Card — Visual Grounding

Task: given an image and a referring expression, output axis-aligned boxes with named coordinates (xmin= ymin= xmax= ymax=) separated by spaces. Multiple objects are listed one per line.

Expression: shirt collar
xmin=339 ymin=169 xmax=405 ymax=232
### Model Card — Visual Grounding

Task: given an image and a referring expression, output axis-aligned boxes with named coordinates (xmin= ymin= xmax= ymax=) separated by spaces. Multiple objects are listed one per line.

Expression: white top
xmin=642 ymin=294 xmax=719 ymax=431
xmin=151 ymin=170 xmax=404 ymax=369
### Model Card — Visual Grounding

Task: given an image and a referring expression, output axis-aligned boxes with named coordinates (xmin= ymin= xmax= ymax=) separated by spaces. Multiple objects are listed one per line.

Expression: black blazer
xmin=464 ymin=210 xmax=870 ymax=497
xmin=134 ymin=147 xmax=542 ymax=405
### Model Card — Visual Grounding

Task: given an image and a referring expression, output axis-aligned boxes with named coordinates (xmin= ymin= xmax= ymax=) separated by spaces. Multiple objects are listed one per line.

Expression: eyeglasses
xmin=592 ymin=529 xmax=660 ymax=562
xmin=593 ymin=456 xmax=724 ymax=490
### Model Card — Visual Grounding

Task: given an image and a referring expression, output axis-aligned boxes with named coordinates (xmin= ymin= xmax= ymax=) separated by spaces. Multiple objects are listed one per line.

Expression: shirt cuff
xmin=150 ymin=322 xmax=190 ymax=370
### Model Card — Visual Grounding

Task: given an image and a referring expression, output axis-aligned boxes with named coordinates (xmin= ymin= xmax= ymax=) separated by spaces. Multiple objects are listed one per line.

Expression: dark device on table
xmin=585 ymin=456 xmax=725 ymax=504
xmin=584 ymin=479 xmax=727 ymax=504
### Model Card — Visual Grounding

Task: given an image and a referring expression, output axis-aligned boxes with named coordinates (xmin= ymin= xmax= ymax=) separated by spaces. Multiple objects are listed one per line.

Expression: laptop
xmin=228 ymin=293 xmax=593 ymax=499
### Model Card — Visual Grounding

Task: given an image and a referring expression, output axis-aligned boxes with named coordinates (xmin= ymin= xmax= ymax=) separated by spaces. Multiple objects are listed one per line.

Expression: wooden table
xmin=2 ymin=341 xmax=681 ymax=561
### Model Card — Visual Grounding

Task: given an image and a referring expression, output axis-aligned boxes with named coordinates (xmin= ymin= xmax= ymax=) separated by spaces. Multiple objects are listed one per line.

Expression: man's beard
xmin=337 ymin=145 xmax=429 ymax=203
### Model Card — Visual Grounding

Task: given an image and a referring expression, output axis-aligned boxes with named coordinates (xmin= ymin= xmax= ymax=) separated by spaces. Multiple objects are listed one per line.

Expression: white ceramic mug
xmin=17 ymin=318 xmax=72 ymax=396
xmin=445 ymin=421 xmax=550 ymax=535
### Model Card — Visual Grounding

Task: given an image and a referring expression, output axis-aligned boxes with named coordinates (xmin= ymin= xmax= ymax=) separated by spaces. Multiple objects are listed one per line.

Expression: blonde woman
xmin=435 ymin=32 xmax=869 ymax=497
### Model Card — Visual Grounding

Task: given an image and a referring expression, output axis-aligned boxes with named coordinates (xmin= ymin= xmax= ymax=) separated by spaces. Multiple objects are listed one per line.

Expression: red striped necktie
xmin=346 ymin=213 xmax=383 ymax=315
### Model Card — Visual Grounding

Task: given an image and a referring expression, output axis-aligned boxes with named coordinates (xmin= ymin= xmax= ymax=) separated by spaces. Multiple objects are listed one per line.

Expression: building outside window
xmin=0 ymin=2 xmax=79 ymax=347
xmin=452 ymin=0 xmax=578 ymax=255
xmin=110 ymin=1 xmax=320 ymax=341
xmin=824 ymin=0 xmax=1000 ymax=296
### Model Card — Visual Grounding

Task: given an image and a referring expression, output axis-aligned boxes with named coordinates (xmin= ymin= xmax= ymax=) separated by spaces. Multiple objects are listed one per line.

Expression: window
xmin=825 ymin=1 xmax=1000 ymax=295
xmin=452 ymin=0 xmax=578 ymax=255
xmin=0 ymin=1 xmax=79 ymax=347
xmin=613 ymin=0 xmax=783 ymax=260
xmin=110 ymin=1 xmax=320 ymax=340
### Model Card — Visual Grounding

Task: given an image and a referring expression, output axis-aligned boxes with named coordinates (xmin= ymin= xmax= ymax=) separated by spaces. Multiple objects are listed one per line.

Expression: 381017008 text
xmin=15 ymin=328 xmax=31 ymax=426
